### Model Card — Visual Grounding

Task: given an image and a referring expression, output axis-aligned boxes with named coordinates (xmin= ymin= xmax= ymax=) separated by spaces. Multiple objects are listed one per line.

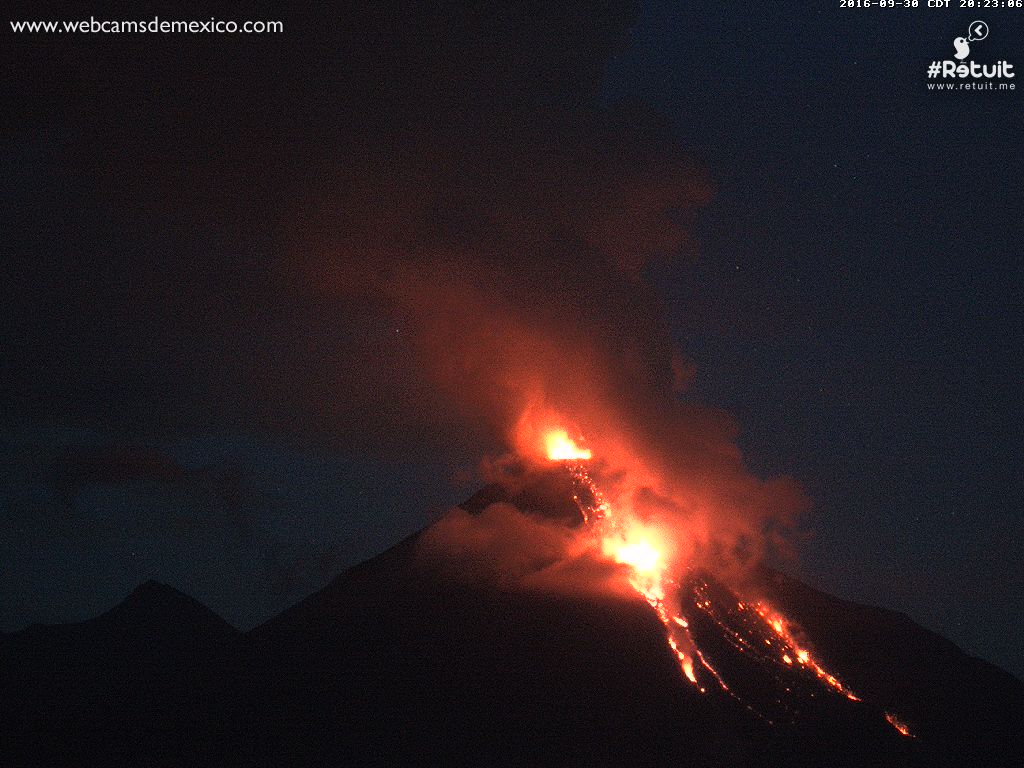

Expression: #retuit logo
xmin=926 ymin=20 xmax=1016 ymax=90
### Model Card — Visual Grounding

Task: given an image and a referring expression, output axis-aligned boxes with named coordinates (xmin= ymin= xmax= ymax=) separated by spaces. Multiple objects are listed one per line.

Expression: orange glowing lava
xmin=545 ymin=430 xmax=592 ymax=461
xmin=609 ymin=537 xmax=662 ymax=576
xmin=885 ymin=712 xmax=914 ymax=738
xmin=752 ymin=602 xmax=862 ymax=703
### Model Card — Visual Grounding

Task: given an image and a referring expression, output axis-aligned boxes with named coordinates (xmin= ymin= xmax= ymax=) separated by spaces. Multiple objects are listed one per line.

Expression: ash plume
xmin=314 ymin=112 xmax=808 ymax=585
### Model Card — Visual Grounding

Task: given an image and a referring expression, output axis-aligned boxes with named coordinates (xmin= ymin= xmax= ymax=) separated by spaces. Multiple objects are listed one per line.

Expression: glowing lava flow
xmin=751 ymin=603 xmax=914 ymax=737
xmin=605 ymin=527 xmax=701 ymax=687
xmin=752 ymin=602 xmax=860 ymax=702
xmin=542 ymin=429 xmax=913 ymax=738
xmin=885 ymin=712 xmax=913 ymax=738
xmin=548 ymin=437 xmax=708 ymax=690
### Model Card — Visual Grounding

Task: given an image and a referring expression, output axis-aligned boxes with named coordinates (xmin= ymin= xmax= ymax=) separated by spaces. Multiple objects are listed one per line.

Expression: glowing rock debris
xmin=543 ymin=427 xmax=912 ymax=737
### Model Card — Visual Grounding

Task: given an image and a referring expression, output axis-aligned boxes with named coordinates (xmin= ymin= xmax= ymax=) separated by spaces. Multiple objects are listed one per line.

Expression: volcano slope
xmin=3 ymin=471 xmax=1021 ymax=767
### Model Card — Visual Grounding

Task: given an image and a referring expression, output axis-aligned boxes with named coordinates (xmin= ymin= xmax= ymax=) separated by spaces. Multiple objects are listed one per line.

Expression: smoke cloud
xmin=312 ymin=111 xmax=809 ymax=585
xmin=416 ymin=502 xmax=624 ymax=596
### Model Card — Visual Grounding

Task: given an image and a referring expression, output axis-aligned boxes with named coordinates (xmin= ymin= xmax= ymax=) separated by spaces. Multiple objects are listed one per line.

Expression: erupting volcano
xmin=6 ymin=432 xmax=1023 ymax=767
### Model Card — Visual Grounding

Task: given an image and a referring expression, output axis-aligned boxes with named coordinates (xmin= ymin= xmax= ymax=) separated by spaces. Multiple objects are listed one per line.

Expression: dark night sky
xmin=2 ymin=2 xmax=1021 ymax=677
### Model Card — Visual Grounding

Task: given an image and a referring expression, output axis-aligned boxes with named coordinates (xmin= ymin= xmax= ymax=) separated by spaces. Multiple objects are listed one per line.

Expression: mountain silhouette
xmin=2 ymin=471 xmax=1021 ymax=767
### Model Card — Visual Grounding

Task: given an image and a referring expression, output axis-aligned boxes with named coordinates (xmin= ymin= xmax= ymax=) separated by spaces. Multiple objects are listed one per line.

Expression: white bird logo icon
xmin=953 ymin=37 xmax=970 ymax=60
